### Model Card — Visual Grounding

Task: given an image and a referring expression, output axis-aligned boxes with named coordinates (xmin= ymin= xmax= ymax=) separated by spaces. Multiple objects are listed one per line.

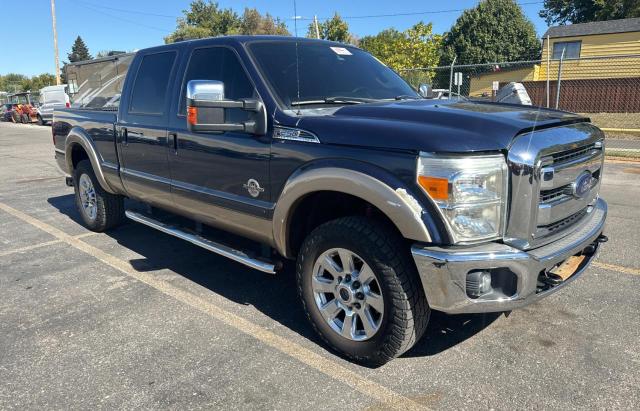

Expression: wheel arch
xmin=65 ymin=127 xmax=117 ymax=194
xmin=273 ymin=161 xmax=441 ymax=259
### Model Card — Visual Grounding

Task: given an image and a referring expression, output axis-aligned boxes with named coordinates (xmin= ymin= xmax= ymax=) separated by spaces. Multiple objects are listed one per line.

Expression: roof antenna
xmin=293 ymin=0 xmax=301 ymax=115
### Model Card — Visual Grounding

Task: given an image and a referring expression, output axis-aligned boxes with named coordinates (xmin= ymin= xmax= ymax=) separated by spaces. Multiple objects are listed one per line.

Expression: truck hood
xmin=293 ymin=99 xmax=587 ymax=153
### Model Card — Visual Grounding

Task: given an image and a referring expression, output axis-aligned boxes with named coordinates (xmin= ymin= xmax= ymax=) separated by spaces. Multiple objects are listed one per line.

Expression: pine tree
xmin=68 ymin=36 xmax=92 ymax=63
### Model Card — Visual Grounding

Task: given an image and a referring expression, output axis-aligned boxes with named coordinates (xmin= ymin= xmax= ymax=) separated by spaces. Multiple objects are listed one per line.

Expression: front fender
xmin=65 ymin=127 xmax=117 ymax=194
xmin=272 ymin=162 xmax=440 ymax=258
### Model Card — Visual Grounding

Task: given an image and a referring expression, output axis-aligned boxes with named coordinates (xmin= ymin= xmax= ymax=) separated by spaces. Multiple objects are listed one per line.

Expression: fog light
xmin=466 ymin=271 xmax=492 ymax=298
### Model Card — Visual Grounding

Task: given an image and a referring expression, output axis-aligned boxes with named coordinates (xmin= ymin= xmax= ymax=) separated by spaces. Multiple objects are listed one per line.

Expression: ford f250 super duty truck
xmin=53 ymin=36 xmax=608 ymax=365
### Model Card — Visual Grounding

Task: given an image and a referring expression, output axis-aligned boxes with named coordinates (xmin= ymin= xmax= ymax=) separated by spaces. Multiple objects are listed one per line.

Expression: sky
xmin=0 ymin=0 xmax=550 ymax=76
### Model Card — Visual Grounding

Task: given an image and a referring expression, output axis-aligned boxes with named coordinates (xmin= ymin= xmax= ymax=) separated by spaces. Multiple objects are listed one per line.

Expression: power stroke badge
xmin=243 ymin=179 xmax=265 ymax=198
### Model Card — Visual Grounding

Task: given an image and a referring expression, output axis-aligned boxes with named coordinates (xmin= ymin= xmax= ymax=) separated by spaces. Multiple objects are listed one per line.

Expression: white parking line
xmin=0 ymin=239 xmax=62 ymax=258
xmin=0 ymin=201 xmax=428 ymax=411
xmin=0 ymin=231 xmax=99 ymax=258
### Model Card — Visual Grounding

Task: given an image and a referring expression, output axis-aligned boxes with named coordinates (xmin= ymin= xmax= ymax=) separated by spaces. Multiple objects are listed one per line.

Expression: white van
xmin=37 ymin=85 xmax=70 ymax=125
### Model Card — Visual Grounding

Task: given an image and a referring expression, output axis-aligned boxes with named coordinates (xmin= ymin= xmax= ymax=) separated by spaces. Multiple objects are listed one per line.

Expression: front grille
xmin=548 ymin=143 xmax=601 ymax=165
xmin=539 ymin=169 xmax=600 ymax=204
xmin=505 ymin=123 xmax=604 ymax=250
xmin=540 ymin=185 xmax=570 ymax=203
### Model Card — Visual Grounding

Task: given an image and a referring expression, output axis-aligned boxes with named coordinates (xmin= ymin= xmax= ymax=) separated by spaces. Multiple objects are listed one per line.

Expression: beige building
xmin=470 ymin=17 xmax=640 ymax=96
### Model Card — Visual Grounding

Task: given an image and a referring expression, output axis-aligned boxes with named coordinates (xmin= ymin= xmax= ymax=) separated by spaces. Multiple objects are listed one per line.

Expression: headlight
xmin=417 ymin=153 xmax=508 ymax=243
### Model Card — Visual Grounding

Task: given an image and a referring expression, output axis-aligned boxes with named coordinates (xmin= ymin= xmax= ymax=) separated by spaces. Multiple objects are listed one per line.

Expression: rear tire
xmin=73 ymin=160 xmax=124 ymax=232
xmin=297 ymin=216 xmax=430 ymax=366
xmin=21 ymin=113 xmax=28 ymax=123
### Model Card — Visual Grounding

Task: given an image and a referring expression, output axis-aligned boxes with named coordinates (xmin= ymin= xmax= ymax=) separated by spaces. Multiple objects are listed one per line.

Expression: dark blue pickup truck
xmin=53 ymin=36 xmax=607 ymax=365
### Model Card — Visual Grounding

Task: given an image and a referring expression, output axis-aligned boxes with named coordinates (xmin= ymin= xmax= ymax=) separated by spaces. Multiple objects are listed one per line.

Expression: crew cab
xmin=52 ymin=36 xmax=607 ymax=365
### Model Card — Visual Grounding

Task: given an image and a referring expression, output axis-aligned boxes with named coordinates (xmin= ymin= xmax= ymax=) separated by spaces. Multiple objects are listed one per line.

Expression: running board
xmin=124 ymin=210 xmax=276 ymax=274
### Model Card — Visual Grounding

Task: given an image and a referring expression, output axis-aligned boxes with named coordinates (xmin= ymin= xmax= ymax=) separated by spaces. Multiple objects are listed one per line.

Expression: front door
xmin=167 ymin=46 xmax=272 ymax=227
xmin=117 ymin=50 xmax=178 ymax=207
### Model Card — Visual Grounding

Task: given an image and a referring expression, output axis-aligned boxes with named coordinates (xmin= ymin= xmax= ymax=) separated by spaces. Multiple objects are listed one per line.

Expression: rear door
xmin=117 ymin=50 xmax=178 ymax=207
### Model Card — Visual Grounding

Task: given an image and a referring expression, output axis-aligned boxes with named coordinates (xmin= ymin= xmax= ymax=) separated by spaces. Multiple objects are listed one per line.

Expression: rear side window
xmin=129 ymin=51 xmax=176 ymax=115
xmin=179 ymin=47 xmax=254 ymax=116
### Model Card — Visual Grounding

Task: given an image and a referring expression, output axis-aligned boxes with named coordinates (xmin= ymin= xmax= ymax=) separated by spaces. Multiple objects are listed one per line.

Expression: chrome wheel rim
xmin=311 ymin=248 xmax=384 ymax=341
xmin=78 ymin=174 xmax=97 ymax=221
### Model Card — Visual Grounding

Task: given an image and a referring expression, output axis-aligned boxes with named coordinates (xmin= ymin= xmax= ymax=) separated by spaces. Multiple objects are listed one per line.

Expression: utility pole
xmin=313 ymin=15 xmax=320 ymax=39
xmin=50 ymin=0 xmax=61 ymax=85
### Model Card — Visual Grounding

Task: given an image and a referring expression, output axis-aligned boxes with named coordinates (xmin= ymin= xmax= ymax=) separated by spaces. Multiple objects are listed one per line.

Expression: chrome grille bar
xmin=545 ymin=141 xmax=602 ymax=166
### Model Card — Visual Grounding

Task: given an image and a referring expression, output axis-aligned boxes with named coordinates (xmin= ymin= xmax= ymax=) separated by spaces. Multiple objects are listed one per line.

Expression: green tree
xmin=0 ymin=73 xmax=28 ymax=92
xmin=540 ymin=0 xmax=640 ymax=25
xmin=441 ymin=0 xmax=541 ymax=65
xmin=67 ymin=36 xmax=92 ymax=63
xmin=28 ymin=74 xmax=56 ymax=91
xmin=0 ymin=73 xmax=55 ymax=93
xmin=240 ymin=8 xmax=290 ymax=35
xmin=165 ymin=0 xmax=241 ymax=43
xmin=165 ymin=1 xmax=291 ymax=43
xmin=307 ymin=13 xmax=353 ymax=43
xmin=360 ymin=23 xmax=441 ymax=72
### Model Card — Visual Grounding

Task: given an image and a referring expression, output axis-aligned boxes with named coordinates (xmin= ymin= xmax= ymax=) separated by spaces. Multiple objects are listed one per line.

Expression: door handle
xmin=122 ymin=127 xmax=128 ymax=145
xmin=169 ymin=132 xmax=178 ymax=154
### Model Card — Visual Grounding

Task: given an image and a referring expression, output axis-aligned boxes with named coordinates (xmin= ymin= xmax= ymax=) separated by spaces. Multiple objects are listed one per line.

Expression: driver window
xmin=179 ymin=47 xmax=254 ymax=123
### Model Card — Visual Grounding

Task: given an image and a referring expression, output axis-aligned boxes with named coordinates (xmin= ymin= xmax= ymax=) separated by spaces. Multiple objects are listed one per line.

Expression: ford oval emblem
xmin=573 ymin=172 xmax=593 ymax=198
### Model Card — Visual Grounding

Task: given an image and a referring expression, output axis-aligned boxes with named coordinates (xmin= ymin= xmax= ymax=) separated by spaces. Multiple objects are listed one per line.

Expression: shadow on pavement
xmin=48 ymin=193 xmax=499 ymax=365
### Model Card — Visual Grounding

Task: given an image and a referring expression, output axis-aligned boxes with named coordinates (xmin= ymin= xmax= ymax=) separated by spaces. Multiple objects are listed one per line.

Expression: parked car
xmin=52 ymin=36 xmax=608 ymax=365
xmin=1 ymin=103 xmax=13 ymax=121
xmin=37 ymin=85 xmax=70 ymax=125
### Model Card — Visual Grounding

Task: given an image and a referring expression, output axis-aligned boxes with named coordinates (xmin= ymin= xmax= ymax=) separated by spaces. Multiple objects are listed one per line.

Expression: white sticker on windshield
xmin=330 ymin=47 xmax=352 ymax=56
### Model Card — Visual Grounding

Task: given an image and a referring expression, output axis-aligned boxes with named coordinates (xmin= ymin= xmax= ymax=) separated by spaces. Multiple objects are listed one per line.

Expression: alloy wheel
xmin=78 ymin=174 xmax=97 ymax=221
xmin=311 ymin=248 xmax=384 ymax=341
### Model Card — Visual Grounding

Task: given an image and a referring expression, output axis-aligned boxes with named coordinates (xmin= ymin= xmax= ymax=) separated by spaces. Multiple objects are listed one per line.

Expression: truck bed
xmin=53 ymin=108 xmax=119 ymax=170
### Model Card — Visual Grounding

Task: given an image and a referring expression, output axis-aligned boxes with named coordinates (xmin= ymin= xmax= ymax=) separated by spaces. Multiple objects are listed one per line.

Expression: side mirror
xmin=418 ymin=83 xmax=433 ymax=99
xmin=186 ymin=80 xmax=266 ymax=135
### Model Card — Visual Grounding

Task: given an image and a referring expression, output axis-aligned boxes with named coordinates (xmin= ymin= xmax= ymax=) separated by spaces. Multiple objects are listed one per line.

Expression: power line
xmin=61 ymin=0 xmax=547 ymax=37
xmin=73 ymin=2 xmax=172 ymax=33
xmin=290 ymin=1 xmax=545 ymax=21
xmin=64 ymin=1 xmax=546 ymax=23
xmin=73 ymin=0 xmax=177 ymax=19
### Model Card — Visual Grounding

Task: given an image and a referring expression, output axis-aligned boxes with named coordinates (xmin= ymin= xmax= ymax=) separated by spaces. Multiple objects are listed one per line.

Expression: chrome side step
xmin=124 ymin=210 xmax=276 ymax=274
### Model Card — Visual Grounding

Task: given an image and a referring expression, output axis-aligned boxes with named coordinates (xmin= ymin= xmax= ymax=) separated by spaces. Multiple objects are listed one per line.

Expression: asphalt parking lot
xmin=1 ymin=121 xmax=639 ymax=410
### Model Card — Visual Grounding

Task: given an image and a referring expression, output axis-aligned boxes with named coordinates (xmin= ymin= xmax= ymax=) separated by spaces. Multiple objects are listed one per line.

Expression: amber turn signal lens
xmin=187 ymin=106 xmax=197 ymax=125
xmin=418 ymin=176 xmax=449 ymax=200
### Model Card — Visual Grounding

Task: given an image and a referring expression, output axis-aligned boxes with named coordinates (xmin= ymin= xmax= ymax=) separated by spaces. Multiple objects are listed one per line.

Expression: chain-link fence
xmin=400 ymin=54 xmax=640 ymax=158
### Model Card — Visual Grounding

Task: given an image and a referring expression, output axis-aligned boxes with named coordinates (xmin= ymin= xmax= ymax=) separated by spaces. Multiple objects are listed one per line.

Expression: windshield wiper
xmin=290 ymin=96 xmax=377 ymax=106
xmin=394 ymin=95 xmax=421 ymax=100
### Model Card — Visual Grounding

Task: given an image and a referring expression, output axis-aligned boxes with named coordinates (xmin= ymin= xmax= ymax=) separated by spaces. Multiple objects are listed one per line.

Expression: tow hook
xmin=583 ymin=234 xmax=608 ymax=256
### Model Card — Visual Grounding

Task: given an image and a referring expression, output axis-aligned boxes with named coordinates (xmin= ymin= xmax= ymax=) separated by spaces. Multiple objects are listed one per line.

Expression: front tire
xmin=297 ymin=216 xmax=430 ymax=365
xmin=73 ymin=160 xmax=124 ymax=231
xmin=37 ymin=115 xmax=44 ymax=126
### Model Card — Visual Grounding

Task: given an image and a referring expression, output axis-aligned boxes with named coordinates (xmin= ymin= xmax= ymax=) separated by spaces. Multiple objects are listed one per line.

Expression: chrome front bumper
xmin=411 ymin=198 xmax=607 ymax=314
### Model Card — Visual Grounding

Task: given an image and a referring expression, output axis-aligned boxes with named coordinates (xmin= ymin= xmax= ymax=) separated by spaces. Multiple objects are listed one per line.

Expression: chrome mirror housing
xmin=185 ymin=79 xmax=266 ymax=135
xmin=186 ymin=80 xmax=225 ymax=102
xmin=418 ymin=83 xmax=433 ymax=99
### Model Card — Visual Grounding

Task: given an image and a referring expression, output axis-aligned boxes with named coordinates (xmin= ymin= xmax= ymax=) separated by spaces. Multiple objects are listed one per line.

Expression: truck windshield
xmin=247 ymin=41 xmax=419 ymax=109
